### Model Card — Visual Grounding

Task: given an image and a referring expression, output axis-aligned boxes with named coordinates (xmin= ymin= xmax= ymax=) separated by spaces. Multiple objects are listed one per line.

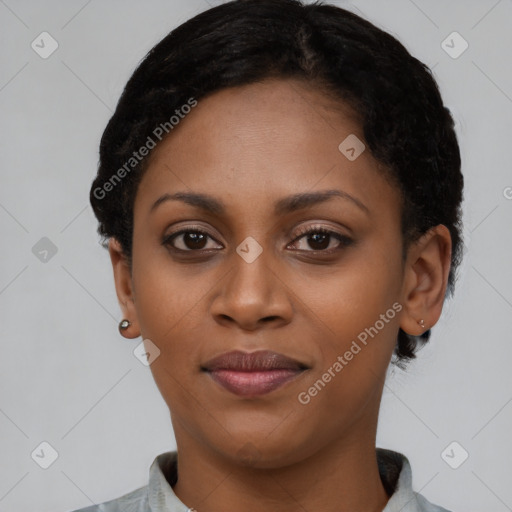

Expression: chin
xmin=212 ymin=431 xmax=315 ymax=470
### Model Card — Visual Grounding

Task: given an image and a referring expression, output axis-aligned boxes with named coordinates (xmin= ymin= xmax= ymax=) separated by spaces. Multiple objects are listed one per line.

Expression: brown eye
xmin=289 ymin=227 xmax=353 ymax=253
xmin=162 ymin=225 xmax=352 ymax=255
xmin=163 ymin=229 xmax=222 ymax=252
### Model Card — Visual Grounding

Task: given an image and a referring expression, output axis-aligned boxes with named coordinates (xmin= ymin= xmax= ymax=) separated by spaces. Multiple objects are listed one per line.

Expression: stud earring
xmin=119 ymin=319 xmax=131 ymax=334
xmin=418 ymin=319 xmax=425 ymax=329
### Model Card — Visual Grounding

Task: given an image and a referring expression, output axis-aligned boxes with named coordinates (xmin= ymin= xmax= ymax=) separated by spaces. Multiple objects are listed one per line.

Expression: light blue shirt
xmin=70 ymin=448 xmax=451 ymax=512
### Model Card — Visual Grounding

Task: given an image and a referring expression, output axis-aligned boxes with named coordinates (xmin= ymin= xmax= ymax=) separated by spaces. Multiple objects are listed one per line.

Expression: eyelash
xmin=162 ymin=225 xmax=353 ymax=255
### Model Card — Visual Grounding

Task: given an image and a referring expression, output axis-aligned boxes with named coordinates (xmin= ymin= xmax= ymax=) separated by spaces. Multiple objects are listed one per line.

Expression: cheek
xmin=130 ymin=245 xmax=223 ymax=389
xmin=132 ymin=243 xmax=208 ymax=335
xmin=293 ymin=246 xmax=402 ymax=400
xmin=294 ymin=249 xmax=402 ymax=344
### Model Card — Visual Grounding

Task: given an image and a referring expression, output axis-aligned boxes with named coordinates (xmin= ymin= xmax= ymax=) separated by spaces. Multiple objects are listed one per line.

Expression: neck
xmin=170 ymin=416 xmax=390 ymax=512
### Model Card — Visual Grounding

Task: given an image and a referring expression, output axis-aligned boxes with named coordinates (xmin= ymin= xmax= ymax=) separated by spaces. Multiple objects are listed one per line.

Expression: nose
xmin=210 ymin=247 xmax=293 ymax=331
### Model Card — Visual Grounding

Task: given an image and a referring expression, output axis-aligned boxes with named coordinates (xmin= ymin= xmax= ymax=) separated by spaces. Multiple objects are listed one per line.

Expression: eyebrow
xmin=149 ymin=189 xmax=370 ymax=216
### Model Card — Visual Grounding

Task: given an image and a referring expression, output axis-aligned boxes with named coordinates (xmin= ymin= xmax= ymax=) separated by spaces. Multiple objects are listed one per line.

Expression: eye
xmin=162 ymin=225 xmax=353 ymax=255
xmin=288 ymin=226 xmax=353 ymax=253
xmin=163 ymin=227 xmax=223 ymax=252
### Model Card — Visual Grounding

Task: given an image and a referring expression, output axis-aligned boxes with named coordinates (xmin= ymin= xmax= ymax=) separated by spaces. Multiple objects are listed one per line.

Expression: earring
xmin=418 ymin=319 xmax=425 ymax=329
xmin=119 ymin=319 xmax=131 ymax=334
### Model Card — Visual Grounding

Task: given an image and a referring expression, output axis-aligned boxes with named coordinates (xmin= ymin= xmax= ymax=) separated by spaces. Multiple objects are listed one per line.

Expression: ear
xmin=108 ymin=237 xmax=141 ymax=339
xmin=399 ymin=224 xmax=452 ymax=336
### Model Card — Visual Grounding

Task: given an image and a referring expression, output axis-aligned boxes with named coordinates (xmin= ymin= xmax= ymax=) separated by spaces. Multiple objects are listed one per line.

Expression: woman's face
xmin=117 ymin=78 xmax=413 ymax=467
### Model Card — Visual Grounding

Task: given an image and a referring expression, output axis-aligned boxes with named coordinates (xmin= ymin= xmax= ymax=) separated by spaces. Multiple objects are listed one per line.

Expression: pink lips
xmin=202 ymin=350 xmax=308 ymax=397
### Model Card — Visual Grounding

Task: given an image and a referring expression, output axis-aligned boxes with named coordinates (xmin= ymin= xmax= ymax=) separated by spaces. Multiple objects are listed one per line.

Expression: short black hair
xmin=89 ymin=0 xmax=464 ymax=367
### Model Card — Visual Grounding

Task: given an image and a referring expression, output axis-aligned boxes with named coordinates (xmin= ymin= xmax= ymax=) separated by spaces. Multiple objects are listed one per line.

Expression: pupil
xmin=309 ymin=233 xmax=329 ymax=250
xmin=186 ymin=232 xmax=206 ymax=249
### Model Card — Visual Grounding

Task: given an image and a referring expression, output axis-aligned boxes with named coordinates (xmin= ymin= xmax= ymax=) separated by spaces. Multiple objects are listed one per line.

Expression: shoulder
xmin=377 ymin=448 xmax=453 ymax=512
xmin=413 ymin=491 xmax=452 ymax=512
xmin=67 ymin=451 xmax=179 ymax=512
xmin=68 ymin=484 xmax=149 ymax=512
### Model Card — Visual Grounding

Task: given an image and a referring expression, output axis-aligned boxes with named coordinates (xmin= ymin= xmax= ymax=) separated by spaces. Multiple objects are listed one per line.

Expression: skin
xmin=108 ymin=78 xmax=452 ymax=512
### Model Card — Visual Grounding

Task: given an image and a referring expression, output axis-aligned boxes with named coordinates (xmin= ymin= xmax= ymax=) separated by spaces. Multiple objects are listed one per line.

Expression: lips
xmin=201 ymin=350 xmax=309 ymax=397
xmin=202 ymin=350 xmax=308 ymax=372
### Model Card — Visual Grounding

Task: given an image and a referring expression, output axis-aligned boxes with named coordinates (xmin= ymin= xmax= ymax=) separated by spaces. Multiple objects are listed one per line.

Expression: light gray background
xmin=1 ymin=0 xmax=511 ymax=511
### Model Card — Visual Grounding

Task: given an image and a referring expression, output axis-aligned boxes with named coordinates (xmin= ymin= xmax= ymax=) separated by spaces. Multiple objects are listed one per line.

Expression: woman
xmin=76 ymin=0 xmax=464 ymax=510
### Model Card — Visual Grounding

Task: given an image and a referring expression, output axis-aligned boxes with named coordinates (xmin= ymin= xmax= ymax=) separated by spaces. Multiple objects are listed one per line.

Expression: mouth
xmin=201 ymin=350 xmax=309 ymax=397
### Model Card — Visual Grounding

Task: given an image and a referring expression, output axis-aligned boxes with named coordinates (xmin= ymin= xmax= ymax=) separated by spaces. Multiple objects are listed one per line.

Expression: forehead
xmin=134 ymin=78 xmax=399 ymax=223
